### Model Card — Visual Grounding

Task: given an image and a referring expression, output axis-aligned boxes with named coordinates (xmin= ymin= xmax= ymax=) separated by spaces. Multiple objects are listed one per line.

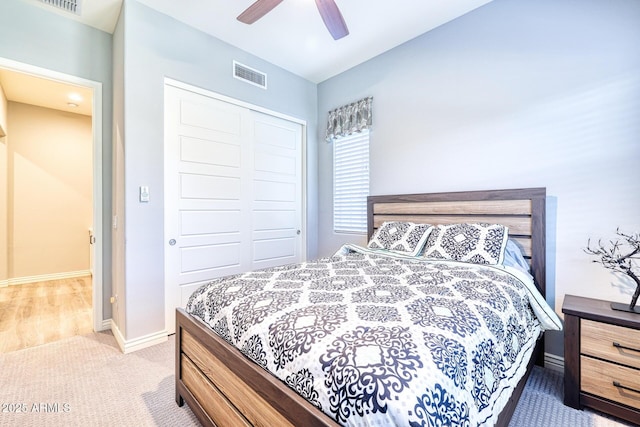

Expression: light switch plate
xmin=140 ymin=185 xmax=150 ymax=202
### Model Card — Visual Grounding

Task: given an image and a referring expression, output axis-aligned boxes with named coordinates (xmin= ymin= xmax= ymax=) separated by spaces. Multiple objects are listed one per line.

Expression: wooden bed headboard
xmin=367 ymin=188 xmax=546 ymax=296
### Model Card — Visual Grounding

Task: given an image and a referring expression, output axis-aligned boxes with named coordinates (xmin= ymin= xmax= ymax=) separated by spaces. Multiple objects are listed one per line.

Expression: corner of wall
xmin=110 ymin=319 xmax=167 ymax=354
xmin=0 ymin=84 xmax=8 ymax=282
xmin=0 ymin=80 xmax=7 ymax=137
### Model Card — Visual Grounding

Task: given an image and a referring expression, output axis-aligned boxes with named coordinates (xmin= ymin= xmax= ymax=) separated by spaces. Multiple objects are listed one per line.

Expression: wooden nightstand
xmin=563 ymin=295 xmax=640 ymax=425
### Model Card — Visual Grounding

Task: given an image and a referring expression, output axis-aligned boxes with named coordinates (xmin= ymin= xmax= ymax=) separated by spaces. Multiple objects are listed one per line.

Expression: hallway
xmin=0 ymin=276 xmax=92 ymax=353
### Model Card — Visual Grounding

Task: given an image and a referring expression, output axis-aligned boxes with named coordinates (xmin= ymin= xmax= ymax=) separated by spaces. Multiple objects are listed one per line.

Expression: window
xmin=333 ymin=130 xmax=370 ymax=233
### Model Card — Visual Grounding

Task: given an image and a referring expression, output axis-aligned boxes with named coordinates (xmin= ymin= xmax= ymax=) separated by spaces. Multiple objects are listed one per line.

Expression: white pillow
xmin=422 ymin=223 xmax=509 ymax=265
xmin=368 ymin=221 xmax=434 ymax=256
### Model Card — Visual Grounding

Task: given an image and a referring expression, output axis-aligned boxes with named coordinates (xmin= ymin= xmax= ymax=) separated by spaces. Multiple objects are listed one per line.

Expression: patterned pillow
xmin=422 ymin=223 xmax=509 ymax=265
xmin=368 ymin=221 xmax=433 ymax=256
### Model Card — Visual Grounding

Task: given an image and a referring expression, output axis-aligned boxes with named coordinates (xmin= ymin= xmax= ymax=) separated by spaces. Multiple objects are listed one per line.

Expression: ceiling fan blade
xmin=237 ymin=0 xmax=284 ymax=24
xmin=315 ymin=0 xmax=349 ymax=40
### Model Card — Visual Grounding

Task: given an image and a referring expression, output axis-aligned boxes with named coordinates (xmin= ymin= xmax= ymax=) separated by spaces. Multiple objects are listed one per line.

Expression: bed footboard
xmin=176 ymin=308 xmax=539 ymax=427
xmin=175 ymin=308 xmax=338 ymax=427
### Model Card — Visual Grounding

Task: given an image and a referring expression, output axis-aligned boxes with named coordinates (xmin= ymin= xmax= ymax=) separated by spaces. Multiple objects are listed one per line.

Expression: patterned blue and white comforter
xmin=186 ymin=245 xmax=561 ymax=427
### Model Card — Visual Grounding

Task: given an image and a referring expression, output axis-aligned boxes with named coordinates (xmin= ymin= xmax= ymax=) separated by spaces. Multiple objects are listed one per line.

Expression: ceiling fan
xmin=237 ymin=0 xmax=349 ymax=40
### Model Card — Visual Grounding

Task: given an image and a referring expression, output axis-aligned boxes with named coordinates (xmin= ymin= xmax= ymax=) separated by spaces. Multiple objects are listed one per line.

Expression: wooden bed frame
xmin=176 ymin=187 xmax=547 ymax=427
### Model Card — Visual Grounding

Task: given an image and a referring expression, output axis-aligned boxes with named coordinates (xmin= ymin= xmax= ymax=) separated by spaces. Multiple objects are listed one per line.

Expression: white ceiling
xmin=134 ymin=0 xmax=493 ymax=83
xmin=0 ymin=68 xmax=93 ymax=116
xmin=4 ymin=0 xmax=492 ymax=114
xmin=25 ymin=0 xmax=493 ymax=83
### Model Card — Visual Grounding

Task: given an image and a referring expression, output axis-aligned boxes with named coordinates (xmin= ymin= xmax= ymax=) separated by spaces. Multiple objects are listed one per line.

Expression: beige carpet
xmin=0 ymin=331 xmax=198 ymax=427
xmin=0 ymin=331 xmax=635 ymax=427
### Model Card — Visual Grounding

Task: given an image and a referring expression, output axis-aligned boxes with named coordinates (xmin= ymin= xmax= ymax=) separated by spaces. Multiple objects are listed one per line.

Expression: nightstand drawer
xmin=581 ymin=356 xmax=640 ymax=410
xmin=581 ymin=319 xmax=640 ymax=370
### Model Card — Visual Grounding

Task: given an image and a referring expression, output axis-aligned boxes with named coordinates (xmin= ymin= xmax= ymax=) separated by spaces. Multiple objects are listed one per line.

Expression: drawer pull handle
xmin=612 ymin=341 xmax=640 ymax=353
xmin=613 ymin=381 xmax=640 ymax=395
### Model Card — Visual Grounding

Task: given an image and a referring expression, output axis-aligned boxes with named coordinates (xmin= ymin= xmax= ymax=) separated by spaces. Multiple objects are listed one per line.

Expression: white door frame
xmin=0 ymin=57 xmax=104 ymax=332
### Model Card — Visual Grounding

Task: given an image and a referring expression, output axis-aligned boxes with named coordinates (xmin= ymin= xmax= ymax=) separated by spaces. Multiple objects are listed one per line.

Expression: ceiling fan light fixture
xmin=237 ymin=0 xmax=349 ymax=40
xmin=237 ymin=0 xmax=284 ymax=24
xmin=314 ymin=0 xmax=349 ymax=40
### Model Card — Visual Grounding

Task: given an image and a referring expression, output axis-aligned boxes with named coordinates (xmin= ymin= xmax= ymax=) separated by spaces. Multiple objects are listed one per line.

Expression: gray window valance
xmin=325 ymin=97 xmax=373 ymax=142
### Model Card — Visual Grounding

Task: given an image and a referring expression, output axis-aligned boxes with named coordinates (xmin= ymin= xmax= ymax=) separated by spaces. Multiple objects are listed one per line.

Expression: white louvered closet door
xmin=164 ymin=83 xmax=303 ymax=334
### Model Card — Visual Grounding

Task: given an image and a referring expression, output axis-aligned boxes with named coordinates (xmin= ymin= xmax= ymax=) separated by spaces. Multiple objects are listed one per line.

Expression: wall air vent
xmin=39 ymin=0 xmax=82 ymax=15
xmin=233 ymin=61 xmax=267 ymax=90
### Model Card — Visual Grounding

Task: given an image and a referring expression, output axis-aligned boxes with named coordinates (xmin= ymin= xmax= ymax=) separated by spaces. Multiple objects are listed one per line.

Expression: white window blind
xmin=333 ymin=130 xmax=370 ymax=233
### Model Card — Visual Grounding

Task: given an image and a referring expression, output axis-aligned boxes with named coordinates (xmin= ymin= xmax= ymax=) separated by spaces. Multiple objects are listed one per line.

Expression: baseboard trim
xmin=110 ymin=321 xmax=167 ymax=354
xmin=99 ymin=318 xmax=111 ymax=332
xmin=544 ymin=352 xmax=564 ymax=373
xmin=1 ymin=270 xmax=92 ymax=286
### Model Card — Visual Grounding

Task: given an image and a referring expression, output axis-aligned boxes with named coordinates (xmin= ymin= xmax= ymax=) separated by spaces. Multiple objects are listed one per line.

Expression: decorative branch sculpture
xmin=585 ymin=228 xmax=640 ymax=313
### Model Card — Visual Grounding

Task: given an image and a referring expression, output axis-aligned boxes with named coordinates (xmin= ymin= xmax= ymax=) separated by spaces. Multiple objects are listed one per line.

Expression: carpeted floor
xmin=0 ymin=331 xmax=635 ymax=427
xmin=509 ymin=365 xmax=636 ymax=427
xmin=0 ymin=332 xmax=199 ymax=427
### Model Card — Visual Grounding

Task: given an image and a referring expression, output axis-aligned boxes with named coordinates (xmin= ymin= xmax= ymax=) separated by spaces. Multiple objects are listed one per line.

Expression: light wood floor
xmin=0 ymin=276 xmax=93 ymax=353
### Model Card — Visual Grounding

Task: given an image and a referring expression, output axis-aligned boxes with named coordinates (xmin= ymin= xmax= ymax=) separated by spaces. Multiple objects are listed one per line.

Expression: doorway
xmin=0 ymin=58 xmax=103 ymax=338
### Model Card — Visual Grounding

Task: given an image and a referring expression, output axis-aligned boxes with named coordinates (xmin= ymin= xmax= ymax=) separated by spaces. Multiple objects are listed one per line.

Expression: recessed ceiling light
xmin=67 ymin=102 xmax=79 ymax=108
xmin=68 ymin=93 xmax=83 ymax=102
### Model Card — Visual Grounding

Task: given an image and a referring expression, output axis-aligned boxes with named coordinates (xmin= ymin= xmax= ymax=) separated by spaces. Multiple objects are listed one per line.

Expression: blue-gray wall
xmin=0 ymin=0 xmax=114 ymax=320
xmin=4 ymin=0 xmax=639 ymax=358
xmin=317 ymin=0 xmax=640 ymax=356
xmin=116 ymin=0 xmax=318 ymax=339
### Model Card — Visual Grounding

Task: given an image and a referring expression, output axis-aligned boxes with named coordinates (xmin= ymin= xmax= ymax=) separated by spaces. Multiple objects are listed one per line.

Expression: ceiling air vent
xmin=233 ymin=61 xmax=267 ymax=90
xmin=39 ymin=0 xmax=82 ymax=15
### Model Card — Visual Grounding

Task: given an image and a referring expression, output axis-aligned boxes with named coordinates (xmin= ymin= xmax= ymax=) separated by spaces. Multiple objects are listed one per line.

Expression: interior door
xmin=250 ymin=110 xmax=302 ymax=270
xmin=164 ymin=83 xmax=303 ymax=333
